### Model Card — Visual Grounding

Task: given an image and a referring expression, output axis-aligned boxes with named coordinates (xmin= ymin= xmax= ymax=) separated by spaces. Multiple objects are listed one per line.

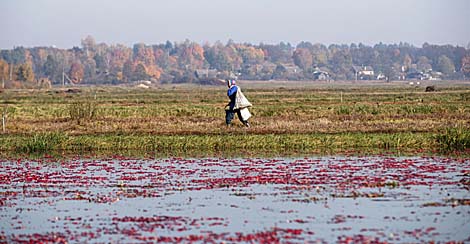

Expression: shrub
xmin=16 ymin=132 xmax=68 ymax=153
xmin=336 ymin=106 xmax=351 ymax=115
xmin=68 ymin=101 xmax=99 ymax=124
xmin=436 ymin=127 xmax=470 ymax=152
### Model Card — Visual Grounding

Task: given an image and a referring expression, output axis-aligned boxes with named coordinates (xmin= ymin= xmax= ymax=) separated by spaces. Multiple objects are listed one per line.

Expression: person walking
xmin=225 ymin=79 xmax=251 ymax=127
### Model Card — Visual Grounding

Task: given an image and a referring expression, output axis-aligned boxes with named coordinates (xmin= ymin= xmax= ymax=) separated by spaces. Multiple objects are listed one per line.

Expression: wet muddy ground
xmin=1 ymin=156 xmax=470 ymax=243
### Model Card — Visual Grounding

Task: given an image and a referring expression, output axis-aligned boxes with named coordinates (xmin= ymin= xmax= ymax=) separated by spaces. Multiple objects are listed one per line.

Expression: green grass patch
xmin=436 ymin=127 xmax=470 ymax=152
xmin=15 ymin=132 xmax=69 ymax=153
xmin=0 ymin=131 xmax=439 ymax=156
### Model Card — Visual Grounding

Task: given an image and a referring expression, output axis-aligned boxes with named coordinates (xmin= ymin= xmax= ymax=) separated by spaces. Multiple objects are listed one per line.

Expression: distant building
xmin=405 ymin=70 xmax=442 ymax=81
xmin=194 ymin=69 xmax=218 ymax=79
xmin=260 ymin=62 xmax=278 ymax=74
xmin=352 ymin=65 xmax=375 ymax=80
xmin=376 ymin=73 xmax=387 ymax=80
xmin=279 ymin=63 xmax=299 ymax=74
xmin=194 ymin=69 xmax=223 ymax=85
xmin=406 ymin=71 xmax=425 ymax=80
xmin=426 ymin=71 xmax=443 ymax=80
xmin=312 ymin=69 xmax=330 ymax=81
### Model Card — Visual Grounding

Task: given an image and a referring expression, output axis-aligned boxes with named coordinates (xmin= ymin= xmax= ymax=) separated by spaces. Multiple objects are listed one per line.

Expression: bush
xmin=68 ymin=101 xmax=99 ymax=124
xmin=16 ymin=132 xmax=68 ymax=153
xmin=336 ymin=106 xmax=351 ymax=115
xmin=436 ymin=127 xmax=470 ymax=152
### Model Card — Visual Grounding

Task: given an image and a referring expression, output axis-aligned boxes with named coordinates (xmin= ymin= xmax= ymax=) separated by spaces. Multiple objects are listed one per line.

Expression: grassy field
xmin=1 ymin=80 xmax=469 ymax=156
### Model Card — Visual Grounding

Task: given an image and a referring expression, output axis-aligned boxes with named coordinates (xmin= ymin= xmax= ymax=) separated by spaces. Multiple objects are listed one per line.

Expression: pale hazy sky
xmin=1 ymin=0 xmax=469 ymax=49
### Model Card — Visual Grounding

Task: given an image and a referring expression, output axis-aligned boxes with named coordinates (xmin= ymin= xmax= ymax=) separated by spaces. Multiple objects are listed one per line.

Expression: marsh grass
xmin=1 ymin=131 xmax=435 ymax=156
xmin=436 ymin=126 xmax=470 ymax=152
xmin=68 ymin=100 xmax=99 ymax=124
xmin=1 ymin=82 xmax=469 ymax=155
xmin=16 ymin=132 xmax=68 ymax=153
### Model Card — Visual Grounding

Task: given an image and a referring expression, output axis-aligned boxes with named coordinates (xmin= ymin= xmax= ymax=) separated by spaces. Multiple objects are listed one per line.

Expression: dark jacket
xmin=227 ymin=85 xmax=238 ymax=110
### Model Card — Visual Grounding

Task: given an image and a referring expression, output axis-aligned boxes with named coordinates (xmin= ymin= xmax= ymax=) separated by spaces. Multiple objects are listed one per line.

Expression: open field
xmin=0 ymin=80 xmax=469 ymax=156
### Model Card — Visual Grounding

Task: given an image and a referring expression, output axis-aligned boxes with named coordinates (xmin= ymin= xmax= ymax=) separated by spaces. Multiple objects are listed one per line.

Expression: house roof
xmin=195 ymin=69 xmax=218 ymax=78
xmin=313 ymin=70 xmax=329 ymax=75
xmin=352 ymin=65 xmax=374 ymax=72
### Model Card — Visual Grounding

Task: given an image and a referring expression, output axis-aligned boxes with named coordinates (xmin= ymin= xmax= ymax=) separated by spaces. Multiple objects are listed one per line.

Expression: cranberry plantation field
xmin=1 ymin=156 xmax=469 ymax=243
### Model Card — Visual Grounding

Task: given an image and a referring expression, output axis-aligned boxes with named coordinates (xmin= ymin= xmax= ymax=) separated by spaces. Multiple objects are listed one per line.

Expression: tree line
xmin=1 ymin=36 xmax=469 ymax=87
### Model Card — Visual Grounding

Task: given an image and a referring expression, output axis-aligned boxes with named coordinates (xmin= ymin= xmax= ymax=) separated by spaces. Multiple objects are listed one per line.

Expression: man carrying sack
xmin=225 ymin=79 xmax=252 ymax=127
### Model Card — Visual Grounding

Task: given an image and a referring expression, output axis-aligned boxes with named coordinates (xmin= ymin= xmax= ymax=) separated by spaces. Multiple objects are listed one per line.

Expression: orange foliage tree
xmin=237 ymin=45 xmax=264 ymax=65
xmin=69 ymin=62 xmax=84 ymax=83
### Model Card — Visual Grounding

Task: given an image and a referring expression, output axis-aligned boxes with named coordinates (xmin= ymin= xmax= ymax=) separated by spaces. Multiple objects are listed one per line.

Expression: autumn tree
xmin=328 ymin=46 xmax=353 ymax=80
xmin=133 ymin=43 xmax=155 ymax=66
xmin=69 ymin=62 xmax=84 ymax=83
xmin=237 ymin=45 xmax=264 ymax=65
xmin=292 ymin=48 xmax=313 ymax=70
xmin=145 ymin=64 xmax=161 ymax=80
xmin=260 ymin=42 xmax=293 ymax=64
xmin=224 ymin=42 xmax=243 ymax=72
xmin=43 ymin=55 xmax=60 ymax=83
xmin=204 ymin=42 xmax=233 ymax=71
xmin=417 ymin=56 xmax=432 ymax=71
xmin=174 ymin=40 xmax=205 ymax=70
xmin=437 ymin=55 xmax=455 ymax=75
xmin=16 ymin=63 xmax=35 ymax=82
xmin=350 ymin=43 xmax=376 ymax=67
xmin=311 ymin=43 xmax=329 ymax=66
xmin=153 ymin=47 xmax=171 ymax=69
xmin=134 ymin=63 xmax=149 ymax=81
xmin=403 ymin=54 xmax=412 ymax=72
xmin=0 ymin=59 xmax=9 ymax=81
xmin=81 ymin=35 xmax=97 ymax=57
xmin=460 ymin=55 xmax=470 ymax=78
xmin=94 ymin=53 xmax=108 ymax=74
xmin=9 ymin=47 xmax=27 ymax=64
xmin=272 ymin=64 xmax=287 ymax=79
xmin=30 ymin=48 xmax=49 ymax=78
xmin=122 ymin=60 xmax=134 ymax=82
xmin=109 ymin=44 xmax=132 ymax=82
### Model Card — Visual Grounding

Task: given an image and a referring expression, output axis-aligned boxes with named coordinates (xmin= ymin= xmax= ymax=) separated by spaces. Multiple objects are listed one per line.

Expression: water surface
xmin=1 ymin=156 xmax=469 ymax=242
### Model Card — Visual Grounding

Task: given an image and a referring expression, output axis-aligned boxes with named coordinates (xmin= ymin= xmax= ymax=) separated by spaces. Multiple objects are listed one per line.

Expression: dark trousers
xmin=226 ymin=109 xmax=247 ymax=125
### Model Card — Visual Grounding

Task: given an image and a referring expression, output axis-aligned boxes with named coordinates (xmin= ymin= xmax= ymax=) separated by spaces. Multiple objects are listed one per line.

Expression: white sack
xmin=239 ymin=108 xmax=252 ymax=121
xmin=234 ymin=88 xmax=252 ymax=110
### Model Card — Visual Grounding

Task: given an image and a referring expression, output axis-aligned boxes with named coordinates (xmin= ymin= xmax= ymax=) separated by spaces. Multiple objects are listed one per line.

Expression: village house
xmin=279 ymin=63 xmax=299 ymax=75
xmin=194 ymin=69 xmax=218 ymax=79
xmin=352 ymin=65 xmax=375 ymax=80
xmin=406 ymin=70 xmax=443 ymax=81
xmin=425 ymin=70 xmax=443 ymax=80
xmin=194 ymin=69 xmax=223 ymax=85
xmin=259 ymin=62 xmax=278 ymax=74
xmin=376 ymin=73 xmax=387 ymax=80
xmin=405 ymin=71 xmax=425 ymax=80
xmin=312 ymin=68 xmax=331 ymax=81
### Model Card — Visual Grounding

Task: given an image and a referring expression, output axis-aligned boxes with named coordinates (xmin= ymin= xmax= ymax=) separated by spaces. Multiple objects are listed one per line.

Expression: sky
xmin=1 ymin=0 xmax=469 ymax=49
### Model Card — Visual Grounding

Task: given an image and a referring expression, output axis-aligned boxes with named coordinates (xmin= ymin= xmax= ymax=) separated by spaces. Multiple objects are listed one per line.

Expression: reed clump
xmin=16 ymin=132 xmax=68 ymax=153
xmin=68 ymin=100 xmax=99 ymax=125
xmin=436 ymin=126 xmax=470 ymax=152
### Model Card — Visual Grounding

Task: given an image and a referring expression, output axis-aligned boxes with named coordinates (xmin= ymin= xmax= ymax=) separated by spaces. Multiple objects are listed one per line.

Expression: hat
xmin=226 ymin=79 xmax=236 ymax=87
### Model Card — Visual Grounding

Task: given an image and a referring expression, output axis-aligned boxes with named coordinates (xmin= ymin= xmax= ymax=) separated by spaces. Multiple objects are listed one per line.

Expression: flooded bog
xmin=1 ymin=156 xmax=470 ymax=243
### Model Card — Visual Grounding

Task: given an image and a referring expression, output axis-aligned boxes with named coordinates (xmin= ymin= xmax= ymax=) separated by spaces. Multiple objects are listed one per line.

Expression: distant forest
xmin=1 ymin=36 xmax=470 ymax=88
